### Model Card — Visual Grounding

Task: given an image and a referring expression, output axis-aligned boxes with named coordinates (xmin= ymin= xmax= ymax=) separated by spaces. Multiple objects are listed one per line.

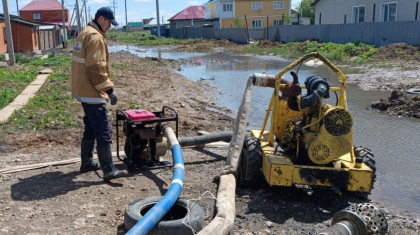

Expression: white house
xmin=311 ymin=0 xmax=420 ymax=25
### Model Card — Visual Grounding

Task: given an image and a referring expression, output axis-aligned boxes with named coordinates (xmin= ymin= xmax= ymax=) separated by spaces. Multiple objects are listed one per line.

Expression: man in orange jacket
xmin=71 ymin=7 xmax=127 ymax=181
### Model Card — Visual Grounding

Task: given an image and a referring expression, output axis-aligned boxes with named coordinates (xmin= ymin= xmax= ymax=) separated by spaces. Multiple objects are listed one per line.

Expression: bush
xmin=147 ymin=35 xmax=157 ymax=40
xmin=15 ymin=53 xmax=34 ymax=64
xmin=0 ymin=54 xmax=5 ymax=61
xmin=360 ymin=48 xmax=377 ymax=59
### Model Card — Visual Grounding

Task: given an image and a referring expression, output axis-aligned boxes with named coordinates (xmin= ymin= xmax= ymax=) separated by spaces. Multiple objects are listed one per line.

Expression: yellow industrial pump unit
xmin=237 ymin=52 xmax=376 ymax=194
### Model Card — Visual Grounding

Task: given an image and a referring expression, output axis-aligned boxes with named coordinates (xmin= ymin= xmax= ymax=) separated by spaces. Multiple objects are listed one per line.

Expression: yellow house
xmin=204 ymin=0 xmax=291 ymax=29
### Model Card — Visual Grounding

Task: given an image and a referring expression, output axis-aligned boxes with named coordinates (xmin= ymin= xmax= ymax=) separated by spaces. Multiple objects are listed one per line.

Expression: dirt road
xmin=0 ymin=49 xmax=419 ymax=235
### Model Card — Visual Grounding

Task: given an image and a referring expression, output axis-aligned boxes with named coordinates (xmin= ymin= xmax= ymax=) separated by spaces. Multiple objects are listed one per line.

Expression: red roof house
xmin=168 ymin=6 xmax=209 ymax=29
xmin=168 ymin=6 xmax=205 ymax=21
xmin=19 ymin=0 xmax=70 ymax=27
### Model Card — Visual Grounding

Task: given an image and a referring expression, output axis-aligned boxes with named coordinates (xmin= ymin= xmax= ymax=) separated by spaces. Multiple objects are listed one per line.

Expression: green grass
xmin=107 ymin=30 xmax=201 ymax=46
xmin=233 ymin=41 xmax=378 ymax=63
xmin=0 ymin=55 xmax=77 ymax=131
xmin=0 ymin=53 xmax=72 ymax=110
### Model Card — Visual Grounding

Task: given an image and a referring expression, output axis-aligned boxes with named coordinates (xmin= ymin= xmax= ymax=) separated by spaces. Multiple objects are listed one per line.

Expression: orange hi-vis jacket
xmin=71 ymin=21 xmax=114 ymax=104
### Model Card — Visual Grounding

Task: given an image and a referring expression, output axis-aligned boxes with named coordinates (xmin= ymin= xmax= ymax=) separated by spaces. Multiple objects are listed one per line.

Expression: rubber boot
xmin=80 ymin=139 xmax=101 ymax=173
xmin=96 ymin=144 xmax=128 ymax=181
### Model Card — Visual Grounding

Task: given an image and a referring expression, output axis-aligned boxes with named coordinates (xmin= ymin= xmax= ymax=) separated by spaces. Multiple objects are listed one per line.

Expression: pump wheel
xmin=237 ymin=137 xmax=263 ymax=187
xmin=124 ymin=196 xmax=204 ymax=235
xmin=352 ymin=146 xmax=376 ymax=199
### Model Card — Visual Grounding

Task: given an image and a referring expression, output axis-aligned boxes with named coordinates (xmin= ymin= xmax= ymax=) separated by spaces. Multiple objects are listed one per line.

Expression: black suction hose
xmin=178 ymin=131 xmax=233 ymax=147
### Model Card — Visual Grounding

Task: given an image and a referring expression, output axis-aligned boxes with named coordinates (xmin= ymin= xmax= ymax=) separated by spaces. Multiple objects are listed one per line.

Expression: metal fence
xmin=167 ymin=20 xmax=420 ymax=46
xmin=268 ymin=21 xmax=420 ymax=47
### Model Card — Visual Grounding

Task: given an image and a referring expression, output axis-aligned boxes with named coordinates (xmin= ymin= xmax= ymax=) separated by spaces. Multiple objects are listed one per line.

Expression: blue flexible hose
xmin=126 ymin=128 xmax=184 ymax=235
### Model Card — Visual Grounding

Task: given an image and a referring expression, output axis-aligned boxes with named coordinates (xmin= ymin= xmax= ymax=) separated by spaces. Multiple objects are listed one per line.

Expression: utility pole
xmin=110 ymin=0 xmax=118 ymax=28
xmin=300 ymin=1 xmax=303 ymax=25
xmin=61 ymin=0 xmax=67 ymax=48
xmin=84 ymin=0 xmax=88 ymax=26
xmin=125 ymin=0 xmax=128 ymax=33
xmin=75 ymin=0 xmax=81 ymax=33
xmin=156 ymin=0 xmax=161 ymax=39
xmin=88 ymin=6 xmax=91 ymax=22
xmin=80 ymin=1 xmax=85 ymax=28
xmin=2 ymin=0 xmax=15 ymax=65
xmin=16 ymin=0 xmax=19 ymax=17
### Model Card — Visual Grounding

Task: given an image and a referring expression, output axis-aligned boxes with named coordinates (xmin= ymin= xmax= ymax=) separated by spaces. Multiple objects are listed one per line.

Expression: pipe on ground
xmin=197 ymin=73 xmax=271 ymax=235
xmin=178 ymin=131 xmax=233 ymax=147
xmin=125 ymin=125 xmax=184 ymax=235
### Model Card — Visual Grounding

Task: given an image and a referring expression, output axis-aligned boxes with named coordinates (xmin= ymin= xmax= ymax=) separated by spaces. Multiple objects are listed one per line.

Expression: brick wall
xmin=20 ymin=10 xmax=69 ymax=23
xmin=0 ymin=22 xmax=6 ymax=54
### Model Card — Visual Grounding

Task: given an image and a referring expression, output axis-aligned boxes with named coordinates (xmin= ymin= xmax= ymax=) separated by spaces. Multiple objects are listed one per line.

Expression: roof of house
xmin=168 ymin=6 xmax=205 ymax=21
xmin=0 ymin=15 xmax=39 ymax=27
xmin=311 ymin=0 xmax=320 ymax=6
xmin=128 ymin=22 xmax=143 ymax=27
xmin=39 ymin=20 xmax=69 ymax=26
xmin=20 ymin=0 xmax=68 ymax=12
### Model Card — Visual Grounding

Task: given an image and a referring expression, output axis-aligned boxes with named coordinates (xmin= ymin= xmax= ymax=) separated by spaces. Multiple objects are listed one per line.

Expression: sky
xmin=0 ymin=0 xmax=302 ymax=26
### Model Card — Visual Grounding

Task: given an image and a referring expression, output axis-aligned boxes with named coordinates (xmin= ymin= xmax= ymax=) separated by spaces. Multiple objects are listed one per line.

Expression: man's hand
xmin=109 ymin=92 xmax=118 ymax=105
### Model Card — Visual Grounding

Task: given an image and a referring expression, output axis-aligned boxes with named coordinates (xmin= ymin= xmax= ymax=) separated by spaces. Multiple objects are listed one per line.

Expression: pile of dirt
xmin=373 ymin=43 xmax=420 ymax=60
xmin=257 ymin=40 xmax=280 ymax=48
xmin=371 ymin=90 xmax=420 ymax=118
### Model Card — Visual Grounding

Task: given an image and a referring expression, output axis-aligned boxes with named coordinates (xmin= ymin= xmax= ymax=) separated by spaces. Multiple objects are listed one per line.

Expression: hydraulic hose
xmin=178 ymin=131 xmax=233 ymax=147
xmin=126 ymin=125 xmax=184 ymax=235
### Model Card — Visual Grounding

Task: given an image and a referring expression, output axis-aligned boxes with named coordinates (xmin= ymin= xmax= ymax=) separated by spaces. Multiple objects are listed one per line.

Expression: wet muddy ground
xmin=0 ymin=42 xmax=419 ymax=234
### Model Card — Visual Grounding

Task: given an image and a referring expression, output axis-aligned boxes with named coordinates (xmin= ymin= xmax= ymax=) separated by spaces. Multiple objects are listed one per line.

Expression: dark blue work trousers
xmin=81 ymin=103 xmax=112 ymax=147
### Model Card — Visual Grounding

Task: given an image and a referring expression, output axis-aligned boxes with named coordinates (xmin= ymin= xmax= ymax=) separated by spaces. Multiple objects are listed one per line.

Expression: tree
xmin=233 ymin=16 xmax=242 ymax=28
xmin=295 ymin=0 xmax=315 ymax=24
xmin=284 ymin=13 xmax=291 ymax=25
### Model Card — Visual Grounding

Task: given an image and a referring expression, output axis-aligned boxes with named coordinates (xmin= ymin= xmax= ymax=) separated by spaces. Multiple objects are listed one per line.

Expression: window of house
xmin=205 ymin=6 xmax=209 ymax=13
xmin=352 ymin=6 xmax=365 ymax=23
xmin=273 ymin=1 xmax=284 ymax=10
xmin=3 ymin=27 xmax=6 ymax=44
xmin=381 ymin=2 xmax=397 ymax=22
xmin=251 ymin=20 xmax=262 ymax=28
xmin=273 ymin=19 xmax=283 ymax=26
xmin=33 ymin=13 xmax=41 ymax=20
xmin=252 ymin=2 xmax=262 ymax=10
xmin=223 ymin=3 xmax=233 ymax=12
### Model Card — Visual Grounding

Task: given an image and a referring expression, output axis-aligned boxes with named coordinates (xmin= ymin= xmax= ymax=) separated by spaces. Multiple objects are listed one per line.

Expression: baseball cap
xmin=97 ymin=7 xmax=118 ymax=26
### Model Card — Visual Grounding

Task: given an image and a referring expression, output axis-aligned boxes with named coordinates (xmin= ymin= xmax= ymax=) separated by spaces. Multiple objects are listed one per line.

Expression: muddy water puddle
xmin=110 ymin=45 xmax=420 ymax=215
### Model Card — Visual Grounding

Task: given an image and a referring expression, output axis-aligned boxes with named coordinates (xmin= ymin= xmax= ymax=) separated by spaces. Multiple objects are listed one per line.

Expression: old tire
xmin=237 ymin=136 xmax=263 ymax=187
xmin=124 ymin=196 xmax=204 ymax=235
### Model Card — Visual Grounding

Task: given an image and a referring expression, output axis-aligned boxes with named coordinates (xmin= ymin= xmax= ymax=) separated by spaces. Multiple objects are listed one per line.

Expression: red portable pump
xmin=115 ymin=106 xmax=178 ymax=171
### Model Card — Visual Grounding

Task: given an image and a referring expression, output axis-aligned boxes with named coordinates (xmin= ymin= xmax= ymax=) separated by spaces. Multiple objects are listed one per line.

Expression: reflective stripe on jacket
xmin=71 ymin=21 xmax=113 ymax=104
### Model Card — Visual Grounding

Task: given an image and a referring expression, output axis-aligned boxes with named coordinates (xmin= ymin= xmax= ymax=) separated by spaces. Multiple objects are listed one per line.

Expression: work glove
xmin=108 ymin=92 xmax=118 ymax=105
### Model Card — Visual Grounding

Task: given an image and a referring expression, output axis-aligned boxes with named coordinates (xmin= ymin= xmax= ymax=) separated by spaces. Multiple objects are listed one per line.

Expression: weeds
xmin=232 ymin=41 xmax=377 ymax=63
xmin=0 ymin=55 xmax=76 ymax=131
xmin=111 ymin=63 xmax=127 ymax=70
xmin=107 ymin=30 xmax=200 ymax=46
xmin=0 ymin=67 xmax=39 ymax=109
